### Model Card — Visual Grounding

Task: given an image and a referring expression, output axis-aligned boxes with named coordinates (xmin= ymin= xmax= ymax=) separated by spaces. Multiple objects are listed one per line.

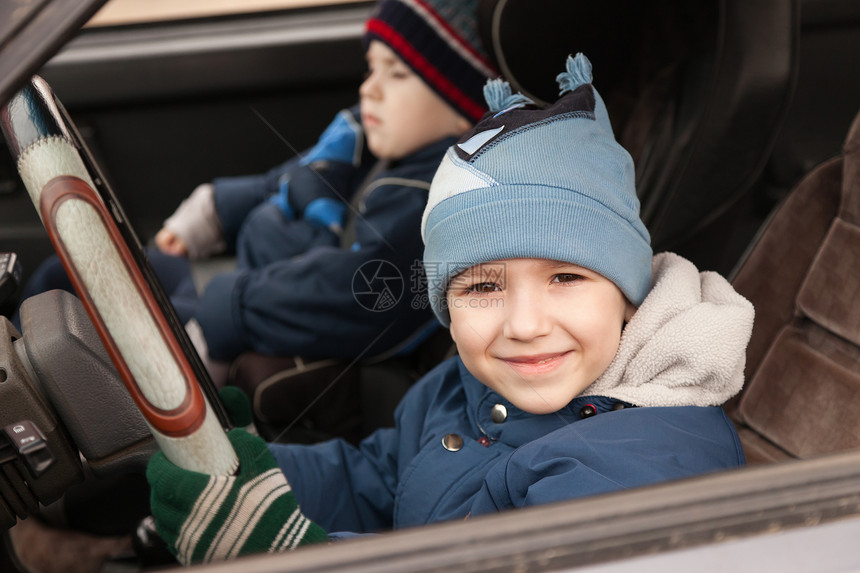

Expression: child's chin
xmin=512 ymin=397 xmax=567 ymax=416
xmin=366 ymin=137 xmax=399 ymax=161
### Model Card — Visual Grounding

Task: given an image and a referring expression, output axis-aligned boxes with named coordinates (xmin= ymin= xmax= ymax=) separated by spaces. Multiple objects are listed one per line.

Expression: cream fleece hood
xmin=585 ymin=252 xmax=755 ymax=407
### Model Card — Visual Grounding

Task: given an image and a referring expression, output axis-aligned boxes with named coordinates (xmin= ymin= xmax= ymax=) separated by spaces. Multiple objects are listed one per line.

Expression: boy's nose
xmin=502 ymin=293 xmax=552 ymax=342
xmin=359 ymin=73 xmax=379 ymax=99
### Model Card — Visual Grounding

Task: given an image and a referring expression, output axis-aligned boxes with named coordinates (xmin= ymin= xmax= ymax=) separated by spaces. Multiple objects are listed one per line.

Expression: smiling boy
xmin=447 ymin=259 xmax=636 ymax=415
xmin=148 ymin=54 xmax=754 ymax=565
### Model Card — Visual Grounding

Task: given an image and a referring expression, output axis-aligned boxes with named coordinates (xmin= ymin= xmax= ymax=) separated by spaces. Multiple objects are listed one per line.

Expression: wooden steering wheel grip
xmin=38 ymin=175 xmax=238 ymax=475
xmin=2 ymin=76 xmax=237 ymax=475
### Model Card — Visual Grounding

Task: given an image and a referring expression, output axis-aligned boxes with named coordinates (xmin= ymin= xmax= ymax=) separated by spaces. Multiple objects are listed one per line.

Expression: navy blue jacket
xmin=269 ymin=356 xmax=745 ymax=534
xmin=195 ymin=137 xmax=455 ymax=361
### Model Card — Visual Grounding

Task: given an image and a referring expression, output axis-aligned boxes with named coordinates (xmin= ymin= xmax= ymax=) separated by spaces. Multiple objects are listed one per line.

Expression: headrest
xmin=477 ymin=0 xmax=713 ymax=106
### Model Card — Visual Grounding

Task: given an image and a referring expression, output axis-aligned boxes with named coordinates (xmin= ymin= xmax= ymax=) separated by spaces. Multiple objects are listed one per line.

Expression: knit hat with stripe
xmin=364 ymin=0 xmax=498 ymax=123
xmin=422 ymin=53 xmax=653 ymax=327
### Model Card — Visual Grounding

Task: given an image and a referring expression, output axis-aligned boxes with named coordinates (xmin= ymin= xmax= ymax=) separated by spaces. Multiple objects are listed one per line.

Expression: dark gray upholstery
xmin=478 ymin=0 xmax=799 ymax=271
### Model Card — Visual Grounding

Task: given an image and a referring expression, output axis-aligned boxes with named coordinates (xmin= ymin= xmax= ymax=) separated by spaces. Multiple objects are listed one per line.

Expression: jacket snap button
xmin=442 ymin=433 xmax=464 ymax=452
xmin=579 ymin=404 xmax=597 ymax=419
xmin=490 ymin=404 xmax=508 ymax=423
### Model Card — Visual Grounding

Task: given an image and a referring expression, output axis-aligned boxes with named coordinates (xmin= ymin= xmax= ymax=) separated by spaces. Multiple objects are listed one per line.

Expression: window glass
xmin=87 ymin=0 xmax=367 ymax=27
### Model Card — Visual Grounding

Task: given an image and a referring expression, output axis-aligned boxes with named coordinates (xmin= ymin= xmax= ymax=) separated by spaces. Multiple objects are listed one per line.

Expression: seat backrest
xmin=478 ymin=0 xmax=798 ymax=271
xmin=726 ymin=108 xmax=860 ymax=464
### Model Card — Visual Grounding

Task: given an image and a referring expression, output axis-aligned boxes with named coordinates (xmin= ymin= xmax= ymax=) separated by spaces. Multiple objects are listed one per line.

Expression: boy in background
xmin=153 ymin=0 xmax=497 ymax=372
xmin=148 ymin=53 xmax=753 ymax=565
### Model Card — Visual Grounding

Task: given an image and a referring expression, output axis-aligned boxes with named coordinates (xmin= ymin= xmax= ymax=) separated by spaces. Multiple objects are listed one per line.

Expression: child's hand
xmin=159 ymin=183 xmax=226 ymax=260
xmin=146 ymin=427 xmax=327 ymax=565
xmin=269 ymin=107 xmax=369 ymax=230
xmin=301 ymin=107 xmax=365 ymax=167
xmin=155 ymin=228 xmax=189 ymax=257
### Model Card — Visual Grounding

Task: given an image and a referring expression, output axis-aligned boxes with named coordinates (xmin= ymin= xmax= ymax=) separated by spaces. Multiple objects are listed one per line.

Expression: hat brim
xmin=423 ymin=186 xmax=652 ymax=326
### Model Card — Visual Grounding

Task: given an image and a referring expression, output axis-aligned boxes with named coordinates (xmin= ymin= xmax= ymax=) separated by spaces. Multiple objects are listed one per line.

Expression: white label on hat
xmin=421 ymin=150 xmax=497 ymax=239
xmin=457 ymin=125 xmax=504 ymax=155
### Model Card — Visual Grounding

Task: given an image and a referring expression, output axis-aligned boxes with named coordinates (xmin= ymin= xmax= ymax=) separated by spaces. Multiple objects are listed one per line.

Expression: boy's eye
xmin=468 ymin=282 xmax=501 ymax=293
xmin=389 ymin=65 xmax=411 ymax=79
xmin=553 ymin=273 xmax=583 ymax=284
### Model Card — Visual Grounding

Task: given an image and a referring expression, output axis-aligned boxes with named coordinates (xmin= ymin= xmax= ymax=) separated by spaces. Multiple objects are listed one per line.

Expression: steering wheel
xmin=0 ymin=76 xmax=238 ymax=525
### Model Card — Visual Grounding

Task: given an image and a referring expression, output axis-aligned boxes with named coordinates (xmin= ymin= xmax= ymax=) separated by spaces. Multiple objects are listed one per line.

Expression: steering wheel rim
xmin=0 ymin=76 xmax=237 ymax=476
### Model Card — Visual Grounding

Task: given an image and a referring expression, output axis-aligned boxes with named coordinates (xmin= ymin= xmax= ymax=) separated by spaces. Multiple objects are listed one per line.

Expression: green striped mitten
xmin=146 ymin=428 xmax=328 ymax=565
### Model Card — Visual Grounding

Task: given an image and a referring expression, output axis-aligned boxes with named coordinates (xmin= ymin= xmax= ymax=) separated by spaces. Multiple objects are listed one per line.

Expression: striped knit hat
xmin=363 ymin=0 xmax=498 ymax=123
xmin=422 ymin=54 xmax=653 ymax=326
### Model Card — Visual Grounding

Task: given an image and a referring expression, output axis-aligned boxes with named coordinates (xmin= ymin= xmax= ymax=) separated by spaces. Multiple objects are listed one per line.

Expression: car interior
xmin=0 ymin=0 xmax=859 ymax=571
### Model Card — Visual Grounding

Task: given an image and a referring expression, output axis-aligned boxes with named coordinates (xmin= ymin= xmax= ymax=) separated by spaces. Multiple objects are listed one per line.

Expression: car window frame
xmin=86 ymin=0 xmax=369 ymax=28
xmin=184 ymin=448 xmax=860 ymax=572
xmin=0 ymin=0 xmax=109 ymax=107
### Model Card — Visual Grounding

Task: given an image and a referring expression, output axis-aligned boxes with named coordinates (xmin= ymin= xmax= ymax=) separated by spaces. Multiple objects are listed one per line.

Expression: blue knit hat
xmin=364 ymin=0 xmax=498 ymax=123
xmin=422 ymin=53 xmax=653 ymax=326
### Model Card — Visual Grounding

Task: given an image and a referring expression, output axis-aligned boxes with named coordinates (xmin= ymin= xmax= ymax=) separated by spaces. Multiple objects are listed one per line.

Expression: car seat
xmin=477 ymin=0 xmax=799 ymax=274
xmin=228 ymin=324 xmax=455 ymax=444
xmin=724 ymin=107 xmax=860 ymax=464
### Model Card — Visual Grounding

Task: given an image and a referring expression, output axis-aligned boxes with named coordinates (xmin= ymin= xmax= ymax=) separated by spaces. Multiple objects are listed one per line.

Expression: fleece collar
xmin=585 ymin=252 xmax=754 ymax=407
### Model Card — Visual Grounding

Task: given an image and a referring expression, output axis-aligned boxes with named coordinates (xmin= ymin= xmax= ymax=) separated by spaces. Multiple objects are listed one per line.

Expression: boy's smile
xmin=360 ymin=41 xmax=471 ymax=160
xmin=501 ymin=351 xmax=573 ymax=376
xmin=447 ymin=258 xmax=635 ymax=415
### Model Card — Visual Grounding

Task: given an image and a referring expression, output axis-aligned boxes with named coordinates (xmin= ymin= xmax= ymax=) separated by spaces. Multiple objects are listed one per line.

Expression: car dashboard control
xmin=0 ymin=315 xmax=83 ymax=530
xmin=0 ymin=252 xmax=20 ymax=307
xmin=1 ymin=421 xmax=55 ymax=478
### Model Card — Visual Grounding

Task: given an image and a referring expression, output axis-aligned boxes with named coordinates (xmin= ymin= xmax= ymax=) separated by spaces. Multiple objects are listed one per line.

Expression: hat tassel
xmin=483 ymin=78 xmax=534 ymax=114
xmin=556 ymin=53 xmax=593 ymax=95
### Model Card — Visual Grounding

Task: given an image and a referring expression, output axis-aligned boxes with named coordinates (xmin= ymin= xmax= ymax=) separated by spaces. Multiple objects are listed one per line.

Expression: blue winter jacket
xmin=269 ymin=356 xmax=745 ymax=534
xmin=194 ymin=137 xmax=455 ymax=361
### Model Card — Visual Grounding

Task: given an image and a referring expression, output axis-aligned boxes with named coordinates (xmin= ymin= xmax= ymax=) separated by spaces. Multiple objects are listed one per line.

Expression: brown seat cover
xmin=727 ymin=108 xmax=860 ymax=464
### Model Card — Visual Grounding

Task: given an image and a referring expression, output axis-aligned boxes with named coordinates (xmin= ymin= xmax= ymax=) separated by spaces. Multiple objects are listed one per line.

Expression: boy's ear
xmin=454 ymin=115 xmax=473 ymax=136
